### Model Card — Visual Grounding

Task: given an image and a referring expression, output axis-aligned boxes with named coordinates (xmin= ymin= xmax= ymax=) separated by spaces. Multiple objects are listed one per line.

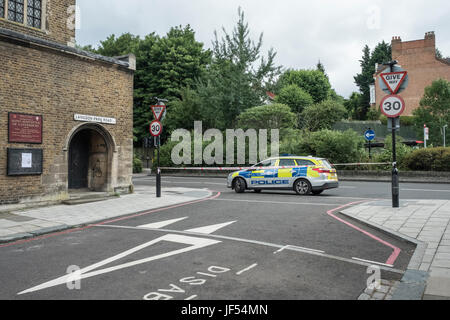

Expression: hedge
xmin=403 ymin=147 xmax=450 ymax=171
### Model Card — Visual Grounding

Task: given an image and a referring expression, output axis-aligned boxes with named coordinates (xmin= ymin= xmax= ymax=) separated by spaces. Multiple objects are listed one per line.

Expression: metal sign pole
xmin=156 ymin=135 xmax=161 ymax=198
xmin=392 ymin=119 xmax=400 ymax=208
xmin=152 ymin=97 xmax=167 ymax=199
xmin=389 ymin=62 xmax=400 ymax=208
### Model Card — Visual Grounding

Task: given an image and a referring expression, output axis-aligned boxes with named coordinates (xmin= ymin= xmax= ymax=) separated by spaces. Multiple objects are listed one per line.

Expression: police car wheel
xmin=234 ymin=178 xmax=246 ymax=193
xmin=294 ymin=179 xmax=312 ymax=195
xmin=254 ymin=189 xmax=262 ymax=193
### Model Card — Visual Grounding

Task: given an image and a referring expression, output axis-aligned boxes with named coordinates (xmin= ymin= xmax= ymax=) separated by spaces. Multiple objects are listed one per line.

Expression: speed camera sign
xmin=150 ymin=120 xmax=163 ymax=137
xmin=380 ymin=94 xmax=406 ymax=118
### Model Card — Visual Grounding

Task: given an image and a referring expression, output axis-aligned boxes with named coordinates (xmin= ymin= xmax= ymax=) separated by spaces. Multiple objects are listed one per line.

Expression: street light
xmin=444 ymin=124 xmax=448 ymax=148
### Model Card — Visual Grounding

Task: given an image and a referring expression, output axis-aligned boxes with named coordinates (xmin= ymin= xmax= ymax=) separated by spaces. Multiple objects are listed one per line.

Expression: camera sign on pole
xmin=380 ymin=94 xmax=406 ymax=118
xmin=150 ymin=120 xmax=163 ymax=137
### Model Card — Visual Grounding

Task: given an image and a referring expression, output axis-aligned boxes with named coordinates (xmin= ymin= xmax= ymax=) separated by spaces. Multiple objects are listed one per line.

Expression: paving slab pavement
xmin=341 ymin=199 xmax=450 ymax=300
xmin=0 ymin=185 xmax=213 ymax=244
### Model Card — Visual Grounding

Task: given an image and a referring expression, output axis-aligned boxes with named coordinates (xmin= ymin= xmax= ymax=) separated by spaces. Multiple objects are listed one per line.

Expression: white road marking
xmin=137 ymin=217 xmax=188 ymax=229
xmin=402 ymin=188 xmax=450 ymax=193
xmin=274 ymin=245 xmax=325 ymax=255
xmin=162 ymin=181 xmax=226 ymax=186
xmin=94 ymin=224 xmax=404 ymax=274
xmin=352 ymin=257 xmax=394 ymax=268
xmin=211 ymin=198 xmax=342 ymax=206
xmin=236 ymin=264 xmax=258 ymax=275
xmin=185 ymin=295 xmax=198 ymax=300
xmin=185 ymin=221 xmax=237 ymax=234
xmin=18 ymin=234 xmax=221 ymax=295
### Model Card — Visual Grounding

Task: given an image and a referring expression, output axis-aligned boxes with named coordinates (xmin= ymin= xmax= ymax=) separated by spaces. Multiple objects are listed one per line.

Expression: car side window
xmin=296 ymin=159 xmax=315 ymax=166
xmin=279 ymin=159 xmax=296 ymax=167
xmin=255 ymin=160 xmax=276 ymax=167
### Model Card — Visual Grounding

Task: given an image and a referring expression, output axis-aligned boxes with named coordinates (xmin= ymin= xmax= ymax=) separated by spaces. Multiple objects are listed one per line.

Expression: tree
xmin=203 ymin=7 xmax=281 ymax=128
xmin=316 ymin=60 xmax=327 ymax=76
xmin=84 ymin=27 xmax=211 ymax=144
xmin=94 ymin=33 xmax=141 ymax=57
xmin=300 ymin=100 xmax=348 ymax=132
xmin=354 ymin=41 xmax=391 ymax=119
xmin=277 ymin=69 xmax=331 ymax=103
xmin=413 ymin=79 xmax=450 ymax=146
xmin=275 ymin=84 xmax=314 ymax=114
xmin=237 ymin=103 xmax=297 ymax=130
xmin=344 ymin=92 xmax=364 ymax=119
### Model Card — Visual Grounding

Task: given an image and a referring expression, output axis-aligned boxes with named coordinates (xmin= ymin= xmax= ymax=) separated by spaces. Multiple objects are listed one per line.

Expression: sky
xmin=75 ymin=0 xmax=450 ymax=99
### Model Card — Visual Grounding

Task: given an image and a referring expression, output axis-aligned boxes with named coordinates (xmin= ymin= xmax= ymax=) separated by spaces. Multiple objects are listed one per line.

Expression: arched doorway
xmin=68 ymin=125 xmax=112 ymax=192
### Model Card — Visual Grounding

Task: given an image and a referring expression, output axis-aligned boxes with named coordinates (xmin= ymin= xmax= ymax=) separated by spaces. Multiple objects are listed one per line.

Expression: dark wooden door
xmin=69 ymin=131 xmax=90 ymax=189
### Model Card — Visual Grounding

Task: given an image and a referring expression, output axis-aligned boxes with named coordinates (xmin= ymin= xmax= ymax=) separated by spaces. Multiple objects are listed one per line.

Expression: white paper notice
xmin=22 ymin=153 xmax=32 ymax=168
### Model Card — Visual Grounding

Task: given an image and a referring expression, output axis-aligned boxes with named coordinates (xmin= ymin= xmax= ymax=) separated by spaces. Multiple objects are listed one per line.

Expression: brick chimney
xmin=391 ymin=36 xmax=402 ymax=59
xmin=391 ymin=32 xmax=436 ymax=62
xmin=424 ymin=31 xmax=436 ymax=48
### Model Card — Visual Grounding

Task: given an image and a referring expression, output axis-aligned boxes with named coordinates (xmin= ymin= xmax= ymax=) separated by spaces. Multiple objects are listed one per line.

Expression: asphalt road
xmin=2 ymin=177 xmax=446 ymax=300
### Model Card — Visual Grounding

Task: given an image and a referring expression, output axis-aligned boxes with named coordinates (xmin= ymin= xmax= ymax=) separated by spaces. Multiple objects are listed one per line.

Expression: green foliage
xmin=237 ymin=104 xmax=297 ymax=130
xmin=154 ymin=129 xmax=278 ymax=169
xmin=413 ymin=79 xmax=450 ymax=146
xmin=300 ymin=100 xmax=348 ymax=131
xmin=354 ymin=41 xmax=391 ymax=119
xmin=274 ymin=85 xmax=314 ymax=114
xmin=277 ymin=69 xmax=331 ymax=103
xmin=95 ymin=33 xmax=141 ymax=57
xmin=85 ymin=27 xmax=211 ymax=145
xmin=344 ymin=92 xmax=364 ymax=120
xmin=366 ymin=108 xmax=381 ymax=121
xmin=201 ymin=8 xmax=281 ymax=128
xmin=280 ymin=129 xmax=367 ymax=164
xmin=399 ymin=116 xmax=415 ymax=127
xmin=133 ymin=154 xmax=143 ymax=173
xmin=403 ymin=147 xmax=450 ymax=171
xmin=373 ymin=134 xmax=413 ymax=169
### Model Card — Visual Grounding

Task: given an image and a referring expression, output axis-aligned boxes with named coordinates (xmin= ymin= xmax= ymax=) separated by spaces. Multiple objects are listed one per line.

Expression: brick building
xmin=0 ymin=0 xmax=136 ymax=205
xmin=373 ymin=32 xmax=450 ymax=116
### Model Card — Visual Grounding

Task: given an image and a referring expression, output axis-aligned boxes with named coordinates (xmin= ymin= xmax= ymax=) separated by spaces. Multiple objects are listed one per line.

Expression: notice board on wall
xmin=8 ymin=113 xmax=43 ymax=144
xmin=7 ymin=148 xmax=43 ymax=176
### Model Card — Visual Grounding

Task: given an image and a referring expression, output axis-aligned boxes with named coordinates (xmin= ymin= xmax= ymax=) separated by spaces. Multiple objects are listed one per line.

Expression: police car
xmin=227 ymin=156 xmax=339 ymax=195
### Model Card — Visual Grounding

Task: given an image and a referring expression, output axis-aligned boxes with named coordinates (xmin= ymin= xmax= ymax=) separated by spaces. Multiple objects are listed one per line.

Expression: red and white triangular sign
xmin=151 ymin=105 xmax=166 ymax=120
xmin=380 ymin=71 xmax=408 ymax=94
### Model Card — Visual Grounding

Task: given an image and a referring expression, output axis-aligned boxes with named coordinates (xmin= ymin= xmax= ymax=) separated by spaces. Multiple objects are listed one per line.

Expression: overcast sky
xmin=76 ymin=0 xmax=450 ymax=99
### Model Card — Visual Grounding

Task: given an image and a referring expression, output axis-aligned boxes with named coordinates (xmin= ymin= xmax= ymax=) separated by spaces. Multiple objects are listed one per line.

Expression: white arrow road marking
xmin=18 ymin=234 xmax=220 ymax=295
xmin=137 ymin=217 xmax=188 ymax=229
xmin=184 ymin=221 xmax=237 ymax=234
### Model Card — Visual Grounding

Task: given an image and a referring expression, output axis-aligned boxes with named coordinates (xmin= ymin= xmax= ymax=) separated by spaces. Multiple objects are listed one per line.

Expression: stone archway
xmin=66 ymin=124 xmax=115 ymax=192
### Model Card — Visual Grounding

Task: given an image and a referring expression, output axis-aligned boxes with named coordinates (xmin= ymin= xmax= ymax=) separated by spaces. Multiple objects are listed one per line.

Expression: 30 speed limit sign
xmin=380 ymin=94 xmax=406 ymax=118
xmin=150 ymin=120 xmax=163 ymax=137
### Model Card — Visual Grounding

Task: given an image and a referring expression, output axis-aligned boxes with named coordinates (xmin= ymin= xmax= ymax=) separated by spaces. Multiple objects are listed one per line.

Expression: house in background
xmin=372 ymin=32 xmax=450 ymax=116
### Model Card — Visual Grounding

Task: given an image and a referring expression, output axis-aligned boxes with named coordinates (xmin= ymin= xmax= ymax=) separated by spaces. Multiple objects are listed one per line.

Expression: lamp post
xmin=444 ymin=124 xmax=448 ymax=148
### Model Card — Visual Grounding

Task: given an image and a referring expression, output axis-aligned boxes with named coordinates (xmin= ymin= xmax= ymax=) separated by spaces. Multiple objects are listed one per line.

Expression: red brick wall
xmin=0 ymin=40 xmax=134 ymax=204
xmin=374 ymin=32 xmax=450 ymax=116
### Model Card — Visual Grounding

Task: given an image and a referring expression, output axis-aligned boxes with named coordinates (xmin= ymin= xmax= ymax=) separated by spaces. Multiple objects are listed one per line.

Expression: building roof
xmin=0 ymin=27 xmax=135 ymax=71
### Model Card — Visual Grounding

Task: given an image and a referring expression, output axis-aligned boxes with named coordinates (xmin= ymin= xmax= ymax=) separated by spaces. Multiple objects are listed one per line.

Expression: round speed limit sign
xmin=380 ymin=94 xmax=406 ymax=118
xmin=150 ymin=120 xmax=163 ymax=137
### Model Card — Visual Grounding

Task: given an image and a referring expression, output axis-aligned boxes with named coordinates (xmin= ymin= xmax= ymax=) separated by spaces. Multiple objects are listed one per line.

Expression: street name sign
xmin=150 ymin=120 xmax=163 ymax=137
xmin=380 ymin=94 xmax=406 ymax=118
